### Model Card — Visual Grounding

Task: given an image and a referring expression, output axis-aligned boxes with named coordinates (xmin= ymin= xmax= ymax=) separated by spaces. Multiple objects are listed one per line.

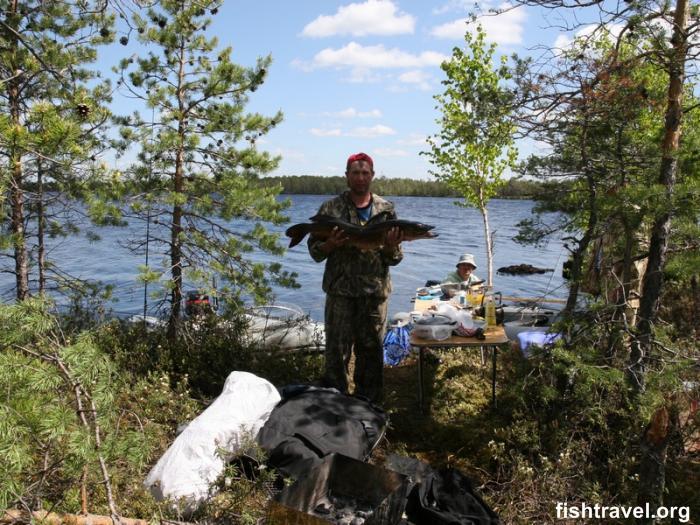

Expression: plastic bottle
xmin=457 ymin=290 xmax=467 ymax=307
xmin=485 ymin=293 xmax=497 ymax=328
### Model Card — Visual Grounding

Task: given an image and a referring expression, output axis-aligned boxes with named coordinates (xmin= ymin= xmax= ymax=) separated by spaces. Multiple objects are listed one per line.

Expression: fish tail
xmin=285 ymin=224 xmax=308 ymax=248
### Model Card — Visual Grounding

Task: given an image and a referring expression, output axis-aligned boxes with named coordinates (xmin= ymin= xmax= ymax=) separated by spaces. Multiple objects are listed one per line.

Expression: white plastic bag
xmin=434 ymin=302 xmax=460 ymax=323
xmin=144 ymin=371 xmax=281 ymax=513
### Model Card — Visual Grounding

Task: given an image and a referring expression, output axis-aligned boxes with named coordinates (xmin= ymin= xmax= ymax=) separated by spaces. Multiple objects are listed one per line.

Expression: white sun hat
xmin=456 ymin=253 xmax=478 ymax=269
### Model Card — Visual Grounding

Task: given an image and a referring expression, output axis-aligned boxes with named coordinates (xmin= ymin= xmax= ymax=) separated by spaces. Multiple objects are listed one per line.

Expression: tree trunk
xmin=632 ymin=0 xmax=689 ymax=521
xmin=6 ymin=0 xmax=30 ymax=300
xmin=564 ymin=117 xmax=596 ymax=315
xmin=1 ymin=510 xmax=155 ymax=525
xmin=630 ymin=0 xmax=688 ymax=392
xmin=479 ymin=191 xmax=493 ymax=287
xmin=37 ymin=162 xmax=46 ymax=294
xmin=9 ymin=157 xmax=29 ymax=300
xmin=636 ymin=406 xmax=680 ymax=524
xmin=167 ymin=41 xmax=187 ymax=341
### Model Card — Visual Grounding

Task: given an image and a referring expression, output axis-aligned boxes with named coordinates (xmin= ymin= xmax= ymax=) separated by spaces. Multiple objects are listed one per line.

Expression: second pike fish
xmin=285 ymin=213 xmax=438 ymax=250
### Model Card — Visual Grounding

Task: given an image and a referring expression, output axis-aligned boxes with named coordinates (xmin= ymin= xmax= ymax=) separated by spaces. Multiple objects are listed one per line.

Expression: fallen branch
xmin=2 ymin=510 xmax=145 ymax=525
xmin=1 ymin=510 xmax=196 ymax=525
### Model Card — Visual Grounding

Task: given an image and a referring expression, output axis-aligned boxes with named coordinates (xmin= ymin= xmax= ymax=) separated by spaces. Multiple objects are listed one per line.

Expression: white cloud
xmin=396 ymin=133 xmax=428 ymax=146
xmin=397 ymin=70 xmax=433 ymax=90
xmin=430 ymin=5 xmax=527 ymax=45
xmin=344 ymin=68 xmax=384 ymax=83
xmin=430 ymin=18 xmax=468 ymax=39
xmin=373 ymin=147 xmax=409 ymax=157
xmin=302 ymin=0 xmax=415 ymax=37
xmin=347 ymin=125 xmax=396 ymax=137
xmin=310 ymin=128 xmax=342 ymax=137
xmin=323 ymin=107 xmax=383 ymax=118
xmin=304 ymin=42 xmax=448 ymax=70
xmin=553 ymin=34 xmax=572 ymax=50
xmin=309 ymin=124 xmax=396 ymax=138
xmin=432 ymin=0 xmax=472 ymax=15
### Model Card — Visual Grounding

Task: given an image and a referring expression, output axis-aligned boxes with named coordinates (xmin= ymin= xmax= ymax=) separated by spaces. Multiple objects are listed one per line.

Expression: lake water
xmin=0 ymin=195 xmax=568 ymax=321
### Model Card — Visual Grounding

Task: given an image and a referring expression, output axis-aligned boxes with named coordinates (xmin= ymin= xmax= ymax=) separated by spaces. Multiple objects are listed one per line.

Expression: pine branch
xmin=0 ymin=20 xmax=66 ymax=85
xmin=16 ymin=345 xmax=122 ymax=524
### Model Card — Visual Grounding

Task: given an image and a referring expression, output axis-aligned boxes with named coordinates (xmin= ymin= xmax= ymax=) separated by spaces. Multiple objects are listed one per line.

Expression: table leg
xmin=491 ymin=344 xmax=498 ymax=408
xmin=418 ymin=346 xmax=425 ymax=412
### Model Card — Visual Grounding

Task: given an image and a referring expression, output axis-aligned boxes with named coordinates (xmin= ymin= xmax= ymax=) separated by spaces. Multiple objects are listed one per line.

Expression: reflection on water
xmin=0 ymin=195 xmax=567 ymax=321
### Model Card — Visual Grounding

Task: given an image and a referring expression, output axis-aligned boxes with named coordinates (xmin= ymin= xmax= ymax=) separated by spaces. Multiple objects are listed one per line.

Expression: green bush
xmin=0 ymin=299 xmax=198 ymax=517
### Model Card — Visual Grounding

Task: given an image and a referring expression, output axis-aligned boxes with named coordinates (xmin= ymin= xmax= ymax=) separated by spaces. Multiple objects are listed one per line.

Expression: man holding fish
xmin=305 ymin=153 xmax=407 ymax=403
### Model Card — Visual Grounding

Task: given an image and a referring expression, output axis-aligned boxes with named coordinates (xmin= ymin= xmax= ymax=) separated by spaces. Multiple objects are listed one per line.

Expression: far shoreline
xmin=262 ymin=174 xmax=552 ymax=200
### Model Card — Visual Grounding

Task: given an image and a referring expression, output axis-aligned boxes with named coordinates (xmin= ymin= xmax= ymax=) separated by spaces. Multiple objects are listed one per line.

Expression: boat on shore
xmin=243 ymin=304 xmax=325 ymax=353
xmin=126 ymin=301 xmax=325 ymax=353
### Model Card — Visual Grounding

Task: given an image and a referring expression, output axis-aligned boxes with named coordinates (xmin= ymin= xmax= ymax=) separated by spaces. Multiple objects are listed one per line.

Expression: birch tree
xmin=424 ymin=25 xmax=517 ymax=286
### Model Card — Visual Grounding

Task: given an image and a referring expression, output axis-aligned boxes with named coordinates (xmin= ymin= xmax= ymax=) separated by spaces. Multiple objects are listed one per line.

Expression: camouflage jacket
xmin=308 ymin=192 xmax=403 ymax=298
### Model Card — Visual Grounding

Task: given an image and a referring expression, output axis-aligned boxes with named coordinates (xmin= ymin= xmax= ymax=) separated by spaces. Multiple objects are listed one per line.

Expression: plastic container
xmin=412 ymin=324 xmax=454 ymax=341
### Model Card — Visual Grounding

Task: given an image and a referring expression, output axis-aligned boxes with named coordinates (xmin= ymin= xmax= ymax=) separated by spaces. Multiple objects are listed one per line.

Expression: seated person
xmin=444 ymin=253 xmax=482 ymax=286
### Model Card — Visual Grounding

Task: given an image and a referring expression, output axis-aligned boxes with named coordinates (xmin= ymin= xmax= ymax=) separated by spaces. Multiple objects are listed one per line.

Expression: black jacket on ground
xmin=256 ymin=386 xmax=387 ymax=480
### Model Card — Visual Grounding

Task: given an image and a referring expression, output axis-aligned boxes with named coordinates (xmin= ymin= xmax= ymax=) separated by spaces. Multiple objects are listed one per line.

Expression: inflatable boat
xmin=244 ymin=304 xmax=325 ymax=352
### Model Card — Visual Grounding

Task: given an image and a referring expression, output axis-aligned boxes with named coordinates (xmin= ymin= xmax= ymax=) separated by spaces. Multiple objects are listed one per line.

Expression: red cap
xmin=346 ymin=152 xmax=373 ymax=172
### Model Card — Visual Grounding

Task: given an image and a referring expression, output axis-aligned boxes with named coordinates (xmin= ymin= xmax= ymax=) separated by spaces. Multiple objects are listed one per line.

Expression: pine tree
xmin=115 ymin=0 xmax=294 ymax=339
xmin=0 ymin=0 xmax=114 ymax=301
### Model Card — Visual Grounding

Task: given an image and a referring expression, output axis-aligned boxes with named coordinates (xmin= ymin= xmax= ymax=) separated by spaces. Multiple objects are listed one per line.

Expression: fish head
xmin=400 ymin=222 xmax=438 ymax=241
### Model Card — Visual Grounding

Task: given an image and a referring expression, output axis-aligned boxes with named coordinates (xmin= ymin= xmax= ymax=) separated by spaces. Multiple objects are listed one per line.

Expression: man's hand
xmin=383 ymin=226 xmax=404 ymax=252
xmin=321 ymin=226 xmax=349 ymax=254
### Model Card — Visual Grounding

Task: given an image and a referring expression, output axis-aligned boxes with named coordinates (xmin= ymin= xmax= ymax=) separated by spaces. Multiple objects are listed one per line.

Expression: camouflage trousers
xmin=323 ymin=294 xmax=388 ymax=403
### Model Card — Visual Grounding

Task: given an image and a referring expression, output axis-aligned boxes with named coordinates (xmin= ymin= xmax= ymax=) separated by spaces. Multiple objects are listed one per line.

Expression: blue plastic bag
xmin=383 ymin=325 xmax=411 ymax=366
xmin=517 ymin=331 xmax=562 ymax=357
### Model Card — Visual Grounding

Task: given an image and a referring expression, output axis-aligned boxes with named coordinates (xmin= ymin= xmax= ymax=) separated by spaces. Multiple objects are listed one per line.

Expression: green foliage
xmin=487 ymin=334 xmax=698 ymax=523
xmin=424 ymin=25 xmax=518 ymax=285
xmin=0 ymin=0 xmax=115 ymax=299
xmin=424 ymin=25 xmax=517 ymax=203
xmin=114 ymin=0 xmax=293 ymax=325
xmin=92 ymin=314 xmax=323 ymax=398
xmin=380 ymin=324 xmax=698 ymax=523
xmin=0 ymin=299 xmax=197 ymax=516
xmin=515 ymin=32 xmax=700 ymax=252
xmin=193 ymin=441 xmax=278 ymax=524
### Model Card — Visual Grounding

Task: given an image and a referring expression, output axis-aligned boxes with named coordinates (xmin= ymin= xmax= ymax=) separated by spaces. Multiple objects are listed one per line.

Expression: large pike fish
xmin=285 ymin=213 xmax=438 ymax=250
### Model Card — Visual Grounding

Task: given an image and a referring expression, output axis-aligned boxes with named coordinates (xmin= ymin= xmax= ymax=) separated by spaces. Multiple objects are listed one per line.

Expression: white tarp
xmin=144 ymin=371 xmax=281 ymax=513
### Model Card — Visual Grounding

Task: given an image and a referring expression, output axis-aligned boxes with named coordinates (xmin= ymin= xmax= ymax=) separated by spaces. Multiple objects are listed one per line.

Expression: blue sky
xmin=103 ymin=0 xmax=592 ymax=180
